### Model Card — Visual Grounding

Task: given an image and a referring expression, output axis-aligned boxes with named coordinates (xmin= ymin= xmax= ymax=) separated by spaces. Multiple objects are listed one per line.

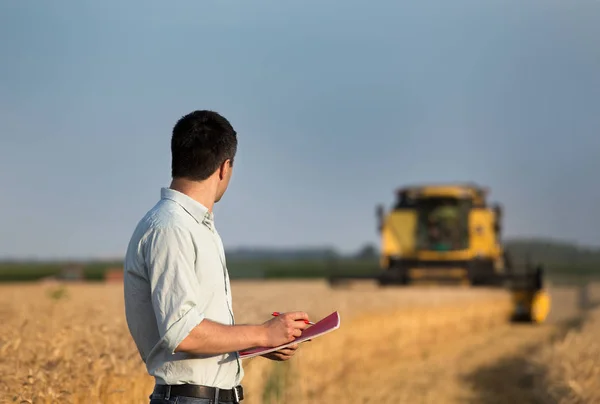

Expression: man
xmin=124 ymin=110 xmax=310 ymax=404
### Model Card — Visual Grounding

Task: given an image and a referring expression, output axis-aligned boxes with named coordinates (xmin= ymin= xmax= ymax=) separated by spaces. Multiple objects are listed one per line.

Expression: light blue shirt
xmin=123 ymin=187 xmax=243 ymax=388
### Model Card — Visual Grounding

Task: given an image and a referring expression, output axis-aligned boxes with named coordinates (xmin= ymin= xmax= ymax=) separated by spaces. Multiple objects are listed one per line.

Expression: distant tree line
xmin=1 ymin=237 xmax=599 ymax=279
xmin=227 ymin=238 xmax=600 ymax=268
xmin=503 ymin=238 xmax=600 ymax=270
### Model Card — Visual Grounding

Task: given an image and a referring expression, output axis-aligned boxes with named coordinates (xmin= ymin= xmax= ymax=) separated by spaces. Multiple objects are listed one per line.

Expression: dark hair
xmin=171 ymin=110 xmax=238 ymax=181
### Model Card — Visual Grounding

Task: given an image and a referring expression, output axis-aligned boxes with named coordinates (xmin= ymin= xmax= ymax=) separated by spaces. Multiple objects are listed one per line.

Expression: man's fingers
xmin=287 ymin=318 xmax=309 ymax=329
xmin=277 ymin=344 xmax=298 ymax=355
xmin=271 ymin=352 xmax=292 ymax=361
xmin=286 ymin=311 xmax=310 ymax=321
xmin=284 ymin=318 xmax=309 ymax=333
xmin=264 ymin=345 xmax=300 ymax=361
xmin=291 ymin=321 xmax=309 ymax=331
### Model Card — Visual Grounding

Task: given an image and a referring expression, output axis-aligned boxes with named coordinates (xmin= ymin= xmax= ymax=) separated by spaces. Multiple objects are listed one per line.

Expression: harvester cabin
xmin=391 ymin=184 xmax=491 ymax=252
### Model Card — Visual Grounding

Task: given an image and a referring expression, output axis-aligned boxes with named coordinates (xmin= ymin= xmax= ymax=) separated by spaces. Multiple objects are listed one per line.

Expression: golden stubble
xmin=532 ymin=304 xmax=600 ymax=404
xmin=3 ymin=279 xmax=591 ymax=404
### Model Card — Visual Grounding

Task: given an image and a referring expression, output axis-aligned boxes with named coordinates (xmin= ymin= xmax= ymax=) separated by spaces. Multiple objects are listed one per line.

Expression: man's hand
xmin=261 ymin=343 xmax=299 ymax=361
xmin=174 ymin=311 xmax=310 ymax=356
xmin=261 ymin=311 xmax=310 ymax=347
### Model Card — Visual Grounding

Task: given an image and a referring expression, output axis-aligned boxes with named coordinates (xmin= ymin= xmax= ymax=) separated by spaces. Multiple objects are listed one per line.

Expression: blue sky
xmin=1 ymin=0 xmax=599 ymax=259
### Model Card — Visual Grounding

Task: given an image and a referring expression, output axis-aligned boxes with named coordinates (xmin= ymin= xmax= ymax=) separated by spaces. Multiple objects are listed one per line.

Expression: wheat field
xmin=0 ymin=280 xmax=596 ymax=403
xmin=530 ymin=301 xmax=600 ymax=404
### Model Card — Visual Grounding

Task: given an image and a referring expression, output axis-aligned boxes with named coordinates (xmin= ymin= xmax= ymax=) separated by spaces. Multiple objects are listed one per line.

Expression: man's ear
xmin=218 ymin=159 xmax=231 ymax=180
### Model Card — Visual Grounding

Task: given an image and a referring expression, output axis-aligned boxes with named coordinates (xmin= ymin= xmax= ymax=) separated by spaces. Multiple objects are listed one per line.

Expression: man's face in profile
xmin=215 ymin=159 xmax=233 ymax=203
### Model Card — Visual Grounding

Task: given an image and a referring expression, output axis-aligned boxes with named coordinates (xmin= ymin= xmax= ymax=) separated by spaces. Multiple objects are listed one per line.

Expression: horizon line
xmin=0 ymin=235 xmax=597 ymax=262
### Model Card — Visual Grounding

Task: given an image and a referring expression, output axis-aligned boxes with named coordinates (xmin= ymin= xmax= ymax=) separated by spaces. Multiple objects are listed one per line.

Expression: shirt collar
xmin=160 ymin=187 xmax=214 ymax=228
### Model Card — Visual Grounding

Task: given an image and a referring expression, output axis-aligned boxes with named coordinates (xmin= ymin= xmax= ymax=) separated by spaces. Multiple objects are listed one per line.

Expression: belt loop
xmin=214 ymin=387 xmax=219 ymax=403
xmin=165 ymin=385 xmax=171 ymax=400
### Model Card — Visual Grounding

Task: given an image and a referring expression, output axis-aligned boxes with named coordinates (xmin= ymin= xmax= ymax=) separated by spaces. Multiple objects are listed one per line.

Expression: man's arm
xmin=175 ymin=312 xmax=310 ymax=355
xmin=175 ymin=320 xmax=265 ymax=355
xmin=144 ymin=225 xmax=209 ymax=355
xmin=144 ymin=225 xmax=310 ymax=356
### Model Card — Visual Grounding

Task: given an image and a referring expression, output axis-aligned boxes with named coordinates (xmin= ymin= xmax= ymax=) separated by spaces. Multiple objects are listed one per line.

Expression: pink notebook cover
xmin=238 ymin=311 xmax=341 ymax=359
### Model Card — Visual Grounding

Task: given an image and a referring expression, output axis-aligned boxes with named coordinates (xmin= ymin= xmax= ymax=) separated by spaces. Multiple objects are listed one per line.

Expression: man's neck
xmin=169 ymin=177 xmax=216 ymax=212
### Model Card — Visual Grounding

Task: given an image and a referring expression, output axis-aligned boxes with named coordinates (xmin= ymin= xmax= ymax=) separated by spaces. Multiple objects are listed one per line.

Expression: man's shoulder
xmin=125 ymin=200 xmax=198 ymax=270
xmin=128 ymin=200 xmax=197 ymax=247
xmin=143 ymin=197 xmax=201 ymax=227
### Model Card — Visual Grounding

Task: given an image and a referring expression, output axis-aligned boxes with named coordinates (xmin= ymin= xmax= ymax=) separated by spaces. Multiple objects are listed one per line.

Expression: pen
xmin=272 ymin=312 xmax=315 ymax=325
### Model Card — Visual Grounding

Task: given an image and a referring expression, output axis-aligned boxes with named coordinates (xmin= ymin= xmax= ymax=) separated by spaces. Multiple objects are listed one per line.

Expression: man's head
xmin=171 ymin=110 xmax=238 ymax=202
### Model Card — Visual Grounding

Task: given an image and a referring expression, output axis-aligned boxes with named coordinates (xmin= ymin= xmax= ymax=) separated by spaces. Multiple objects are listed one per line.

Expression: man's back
xmin=124 ymin=187 xmax=242 ymax=389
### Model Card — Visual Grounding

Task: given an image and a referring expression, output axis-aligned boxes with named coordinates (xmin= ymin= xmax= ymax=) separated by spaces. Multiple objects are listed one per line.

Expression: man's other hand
xmin=261 ymin=343 xmax=299 ymax=361
xmin=262 ymin=311 xmax=310 ymax=347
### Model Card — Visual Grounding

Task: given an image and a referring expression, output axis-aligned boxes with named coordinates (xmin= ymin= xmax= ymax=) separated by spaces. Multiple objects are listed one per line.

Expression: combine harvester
xmin=328 ymin=182 xmax=550 ymax=324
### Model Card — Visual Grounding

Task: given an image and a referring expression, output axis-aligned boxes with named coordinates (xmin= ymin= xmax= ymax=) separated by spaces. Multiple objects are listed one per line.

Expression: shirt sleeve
xmin=143 ymin=225 xmax=206 ymax=354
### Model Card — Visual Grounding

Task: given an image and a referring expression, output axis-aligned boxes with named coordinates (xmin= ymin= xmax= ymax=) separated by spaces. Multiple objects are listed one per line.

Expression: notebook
xmin=238 ymin=311 xmax=341 ymax=359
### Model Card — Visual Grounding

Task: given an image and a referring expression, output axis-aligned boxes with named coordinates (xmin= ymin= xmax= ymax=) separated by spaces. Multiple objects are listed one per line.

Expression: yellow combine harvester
xmin=328 ymin=182 xmax=550 ymax=324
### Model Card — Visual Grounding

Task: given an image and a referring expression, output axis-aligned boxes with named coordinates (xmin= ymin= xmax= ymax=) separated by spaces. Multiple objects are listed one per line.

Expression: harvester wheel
xmin=327 ymin=277 xmax=352 ymax=289
xmin=378 ymin=268 xmax=408 ymax=286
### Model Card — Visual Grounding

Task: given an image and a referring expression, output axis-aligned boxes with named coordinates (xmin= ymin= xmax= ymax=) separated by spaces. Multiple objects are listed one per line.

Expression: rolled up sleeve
xmin=143 ymin=225 xmax=205 ymax=354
